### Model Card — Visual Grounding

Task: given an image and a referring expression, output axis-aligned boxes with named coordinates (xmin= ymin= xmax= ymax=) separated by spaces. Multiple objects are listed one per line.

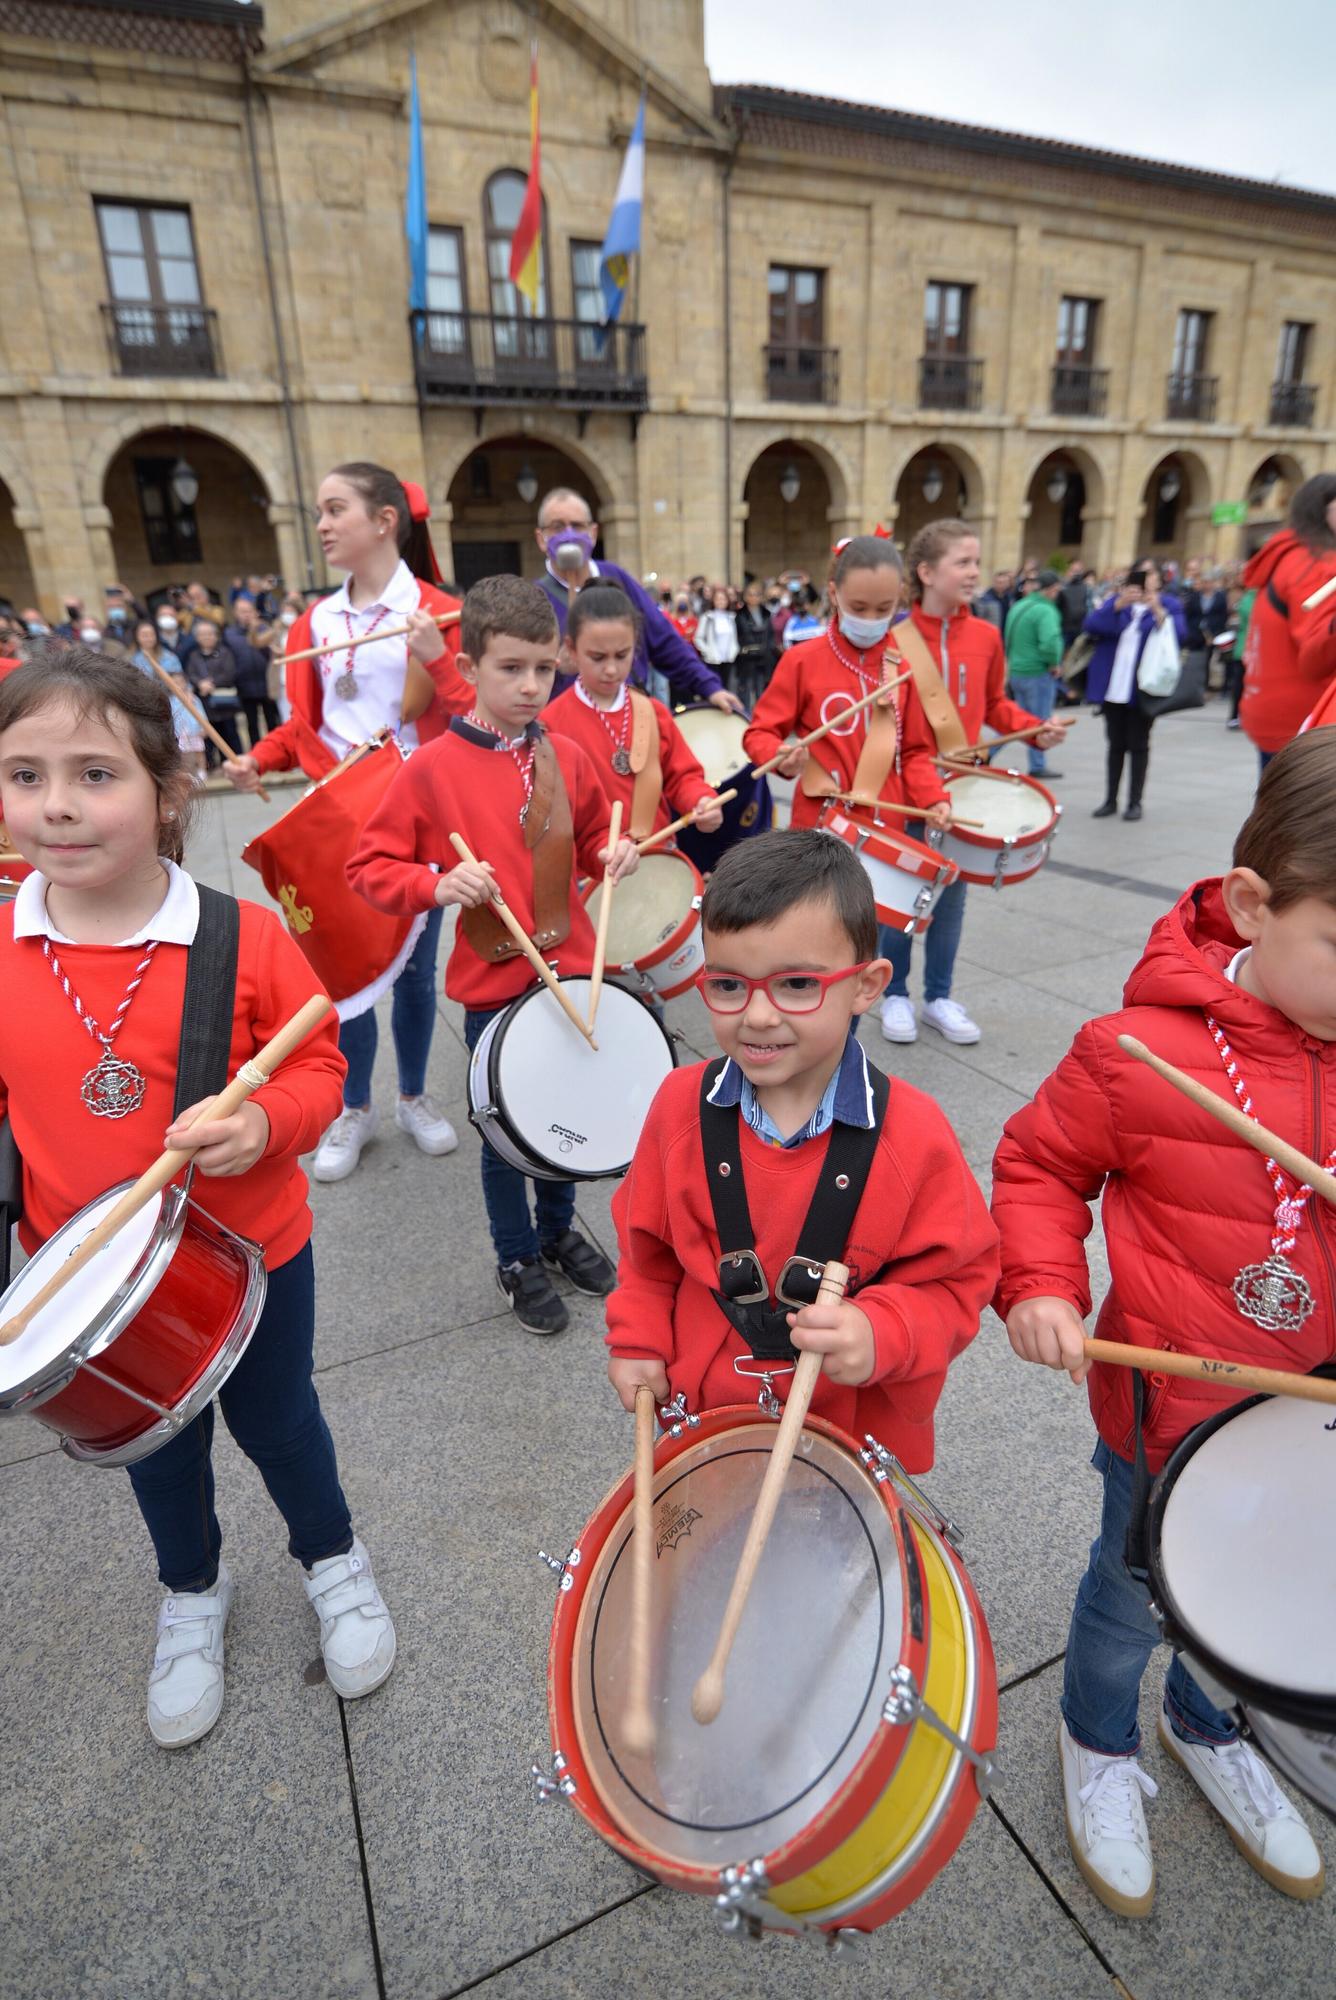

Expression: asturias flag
xmin=508 ymin=45 xmax=543 ymax=311
xmin=598 ymin=90 xmax=645 ymax=335
xmin=405 ymin=53 xmax=428 ymax=316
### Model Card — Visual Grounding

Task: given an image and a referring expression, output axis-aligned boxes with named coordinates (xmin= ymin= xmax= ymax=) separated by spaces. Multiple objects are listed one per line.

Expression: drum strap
xmin=799 ymin=694 xmax=900 ymax=804
xmin=173 ymin=885 xmax=241 ymax=1119
xmin=0 ymin=1116 xmax=20 ymax=1286
xmin=886 ymin=618 xmax=972 ymax=758
xmin=1124 ymin=1370 xmax=1153 ymax=1581
xmin=627 ymin=690 xmax=663 ymax=841
xmin=458 ymin=734 xmax=575 ymax=963
xmin=698 ymin=1057 xmax=889 ymax=1362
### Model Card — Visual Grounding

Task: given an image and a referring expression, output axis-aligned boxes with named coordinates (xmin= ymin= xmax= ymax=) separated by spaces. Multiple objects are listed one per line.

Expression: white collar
xmin=327 ymin=559 xmax=419 ymax=620
xmin=545 ymin=556 xmax=599 ymax=589
xmin=13 ymin=860 xmax=199 ymax=946
xmin=572 ymin=679 xmax=627 ymax=714
xmin=1224 ymin=945 xmax=1252 ymax=984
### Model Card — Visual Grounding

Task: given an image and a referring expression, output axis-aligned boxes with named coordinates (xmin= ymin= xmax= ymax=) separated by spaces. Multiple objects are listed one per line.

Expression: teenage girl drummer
xmin=0 ymin=649 xmax=396 ymax=1748
xmin=227 ymin=463 xmax=468 ymax=1185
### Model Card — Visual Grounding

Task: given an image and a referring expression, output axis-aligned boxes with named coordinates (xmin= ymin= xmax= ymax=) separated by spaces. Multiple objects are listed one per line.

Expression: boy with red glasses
xmin=606 ymin=828 xmax=997 ymax=1467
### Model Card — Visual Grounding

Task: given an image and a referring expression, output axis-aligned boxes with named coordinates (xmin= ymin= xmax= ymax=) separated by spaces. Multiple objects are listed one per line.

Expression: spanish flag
xmin=508 ymin=45 xmax=543 ymax=312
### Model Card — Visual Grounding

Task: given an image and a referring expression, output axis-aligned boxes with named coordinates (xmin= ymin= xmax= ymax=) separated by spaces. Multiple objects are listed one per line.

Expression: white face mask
xmin=280 ymin=610 xmax=298 ymax=627
xmin=79 ymin=626 xmax=101 ymax=645
xmin=837 ymin=605 xmax=892 ymax=649
xmin=157 ymin=618 xmax=178 ymax=637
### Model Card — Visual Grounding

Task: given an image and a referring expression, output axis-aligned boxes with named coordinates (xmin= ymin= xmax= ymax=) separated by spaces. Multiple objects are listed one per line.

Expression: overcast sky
xmin=705 ymin=0 xmax=1336 ymax=198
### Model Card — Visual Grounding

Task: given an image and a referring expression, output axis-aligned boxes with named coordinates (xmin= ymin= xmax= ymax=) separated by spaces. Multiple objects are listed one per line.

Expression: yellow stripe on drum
xmin=770 ymin=1518 xmax=969 ymax=1916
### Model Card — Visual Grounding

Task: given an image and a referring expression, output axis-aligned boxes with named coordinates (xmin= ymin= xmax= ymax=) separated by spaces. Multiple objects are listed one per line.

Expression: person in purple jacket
xmin=533 ymin=488 xmax=743 ymax=712
xmin=1082 ymin=560 xmax=1187 ymax=822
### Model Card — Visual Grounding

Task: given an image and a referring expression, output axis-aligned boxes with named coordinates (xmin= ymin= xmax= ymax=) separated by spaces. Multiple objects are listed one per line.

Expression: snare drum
xmin=816 ymin=803 xmax=959 ymax=934
xmin=468 ymin=977 xmax=677 ymax=1181
xmin=933 ymin=770 xmax=1059 ymax=888
xmin=581 ymin=851 xmax=704 ymax=1001
xmin=0 ymin=1180 xmax=266 ymax=1465
xmin=540 ymin=1406 xmax=997 ymax=1935
xmin=672 ymin=706 xmax=770 ymax=871
xmin=241 ymin=735 xmax=426 ymax=1020
xmin=1148 ymin=1394 xmax=1336 ymax=1824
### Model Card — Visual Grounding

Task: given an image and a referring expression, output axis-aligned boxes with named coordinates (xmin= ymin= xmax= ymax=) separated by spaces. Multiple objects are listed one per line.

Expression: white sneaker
xmin=1059 ymin=1719 xmax=1158 ymax=1918
xmin=302 ymin=1537 xmax=396 ymax=1699
xmin=879 ymin=996 xmax=918 ymax=1044
xmin=147 ymin=1563 xmax=234 ymax=1749
xmin=922 ymin=997 xmax=981 ymax=1045
xmin=1158 ymin=1710 xmax=1324 ymax=1899
xmin=312 ymin=1104 xmax=379 ymax=1183
xmin=394 ymin=1092 xmax=459 ymax=1157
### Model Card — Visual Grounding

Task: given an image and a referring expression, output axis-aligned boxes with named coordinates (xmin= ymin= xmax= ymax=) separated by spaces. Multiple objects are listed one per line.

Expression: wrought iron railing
xmin=410 ymin=310 xmax=647 ymax=412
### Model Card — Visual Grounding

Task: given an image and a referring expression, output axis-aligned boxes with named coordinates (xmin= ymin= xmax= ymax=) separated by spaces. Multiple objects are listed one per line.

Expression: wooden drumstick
xmin=623 ymin=1383 xmax=658 ymax=1758
xmin=0 ymin=994 xmax=333 ymax=1347
xmin=692 ymin=1259 xmax=850 ymax=1726
xmin=586 ymin=800 xmax=623 ymax=1032
xmin=280 ymin=609 xmax=461 ymax=667
xmin=635 ymin=789 xmax=738 ymax=856
xmin=1082 ymin=1337 xmax=1336 ymax=1409
xmin=938 ymin=717 xmax=1076 ymax=763
xmin=831 ymin=791 xmax=986 ymax=830
xmin=1301 ymin=572 xmax=1336 ymax=613
xmin=448 ymin=833 xmax=597 ymax=1050
xmin=145 ymin=657 xmax=270 ymax=803
xmin=749 ymin=671 xmax=912 ymax=781
xmin=1117 ymin=1034 xmax=1336 ymax=1208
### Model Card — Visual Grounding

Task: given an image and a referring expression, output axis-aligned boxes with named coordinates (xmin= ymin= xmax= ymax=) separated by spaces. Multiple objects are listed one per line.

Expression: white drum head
xmin=1157 ymin=1398 xmax=1336 ymax=1698
xmin=491 ymin=980 xmax=674 ymax=1176
xmin=0 ymin=1190 xmax=163 ymax=1391
xmin=588 ymin=854 xmax=696 ymax=965
xmin=945 ymin=773 xmax=1054 ymax=839
xmin=674 ymin=708 xmax=750 ymax=789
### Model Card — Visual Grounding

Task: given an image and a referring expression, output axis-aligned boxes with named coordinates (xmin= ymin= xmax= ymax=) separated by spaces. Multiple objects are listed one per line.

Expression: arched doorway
xmin=0 ymin=478 xmax=37 ymax=613
xmin=446 ymin=434 xmax=605 ymax=589
xmin=1024 ymin=448 xmax=1103 ymax=562
xmin=892 ymin=445 xmax=982 ymax=553
xmin=103 ymin=428 xmax=277 ymax=605
xmin=1136 ymin=450 xmax=1210 ymax=560
xmin=742 ymin=442 xmax=837 ymax=581
xmin=1242 ymin=452 xmax=1305 ymax=555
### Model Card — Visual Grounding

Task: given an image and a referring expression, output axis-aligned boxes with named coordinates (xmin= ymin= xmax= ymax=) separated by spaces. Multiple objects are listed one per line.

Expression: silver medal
xmin=611 ymin=747 xmax=632 ymax=776
xmin=1233 ymin=1254 xmax=1316 ymax=1333
xmin=334 ymin=672 xmax=358 ymax=700
xmin=81 ymin=1048 xmax=147 ymax=1120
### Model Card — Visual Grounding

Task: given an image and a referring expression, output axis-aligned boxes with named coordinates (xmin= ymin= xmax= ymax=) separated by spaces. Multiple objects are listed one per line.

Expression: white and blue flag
xmin=598 ymin=91 xmax=645 ymax=337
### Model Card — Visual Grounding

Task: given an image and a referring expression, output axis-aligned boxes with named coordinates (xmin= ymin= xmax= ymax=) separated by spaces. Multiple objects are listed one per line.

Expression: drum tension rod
xmin=531 ymin=1751 xmax=577 ymax=1803
xmin=715 ymin=1862 xmax=863 ymax=1951
xmin=859 ymin=1436 xmax=963 ymax=1547
xmin=882 ymin=1665 xmax=997 ymax=1799
xmin=658 ymin=1393 xmax=700 ymax=1438
xmin=537 ymin=1545 xmax=581 ymax=1591
xmin=77 ymin=1359 xmax=178 ymax=1422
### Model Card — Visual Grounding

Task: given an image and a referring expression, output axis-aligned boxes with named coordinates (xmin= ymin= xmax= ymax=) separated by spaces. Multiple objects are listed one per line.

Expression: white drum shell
xmin=933 ymin=772 xmax=1059 ymax=888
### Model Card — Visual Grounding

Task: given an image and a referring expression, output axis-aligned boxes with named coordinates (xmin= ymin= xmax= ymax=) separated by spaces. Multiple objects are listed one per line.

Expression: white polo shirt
xmin=311 ymin=559 xmax=423 ymax=760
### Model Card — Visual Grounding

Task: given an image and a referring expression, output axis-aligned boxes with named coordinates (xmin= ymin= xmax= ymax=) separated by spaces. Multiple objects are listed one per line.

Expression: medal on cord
xmin=593 ymin=691 xmax=633 ymax=776
xmin=1206 ymin=1014 xmax=1332 ymax=1331
xmin=333 ymin=604 xmax=394 ymax=701
xmin=43 ymin=936 xmax=159 ymax=1118
xmin=464 ymin=713 xmax=537 ymax=825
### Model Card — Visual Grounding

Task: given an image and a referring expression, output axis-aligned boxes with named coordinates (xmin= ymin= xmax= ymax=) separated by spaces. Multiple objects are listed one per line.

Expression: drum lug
xmin=881 ymin=1665 xmax=997 ymax=1798
xmin=716 ymin=1862 xmax=863 ymax=1950
xmin=531 ymin=1750 xmax=577 ymax=1803
xmin=537 ymin=1544 xmax=581 ymax=1592
xmin=658 ymin=1392 xmax=700 ymax=1438
xmin=992 ymin=839 xmax=1014 ymax=891
xmin=860 ymin=1434 xmax=963 ymax=1547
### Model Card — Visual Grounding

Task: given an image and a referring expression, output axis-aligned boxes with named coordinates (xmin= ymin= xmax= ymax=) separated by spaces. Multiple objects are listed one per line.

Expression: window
xmin=1276 ymin=321 xmax=1311 ymax=386
xmin=571 ymin=240 xmax=605 ymax=362
xmin=484 ymin=170 xmax=548 ymax=318
xmin=1171 ymin=309 xmax=1211 ymax=381
xmin=425 ymin=226 xmax=467 ymax=354
xmin=97 ymin=201 xmax=202 ymax=307
xmin=1056 ymin=296 xmax=1098 ymax=364
xmin=768 ymin=266 xmax=825 ymax=349
xmin=134 ymin=456 xmax=201 ymax=566
xmin=924 ymin=281 xmax=971 ymax=355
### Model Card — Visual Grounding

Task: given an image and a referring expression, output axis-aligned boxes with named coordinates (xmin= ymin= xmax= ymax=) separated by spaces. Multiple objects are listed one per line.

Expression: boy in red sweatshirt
xmin=347 ymin=575 xmax=638 ymax=1336
xmin=993 ymin=732 xmax=1332 ymax=1920
xmin=606 ymin=827 xmax=997 ymax=1467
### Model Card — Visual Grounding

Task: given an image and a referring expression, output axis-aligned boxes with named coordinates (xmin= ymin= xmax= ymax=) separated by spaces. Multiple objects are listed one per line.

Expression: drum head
xmin=587 ymin=854 xmax=697 ymax=965
xmin=944 ymin=772 xmax=1054 ymax=838
xmin=490 ymin=980 xmax=675 ymax=1177
xmin=1152 ymin=1397 xmax=1336 ymax=1714
xmin=1243 ymin=1709 xmax=1336 ymax=1823
xmin=573 ymin=1422 xmax=903 ymax=1868
xmin=0 ymin=1189 xmax=164 ymax=1397
xmin=673 ymin=708 xmax=750 ymax=789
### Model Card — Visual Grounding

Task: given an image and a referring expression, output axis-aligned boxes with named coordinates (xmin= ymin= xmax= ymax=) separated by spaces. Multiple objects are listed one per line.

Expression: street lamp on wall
xmin=1159 ymin=469 xmax=1182 ymax=503
xmin=921 ymin=465 xmax=944 ymax=506
xmin=516 ymin=462 xmax=539 ymax=505
xmin=779 ymin=462 xmax=801 ymax=505
xmin=171 ymin=456 xmax=199 ymax=508
xmin=1046 ymin=469 xmax=1069 ymax=503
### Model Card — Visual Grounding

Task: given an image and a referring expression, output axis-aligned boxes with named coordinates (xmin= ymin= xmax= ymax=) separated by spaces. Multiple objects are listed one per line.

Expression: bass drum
xmin=672 ymin=705 xmax=770 ymax=871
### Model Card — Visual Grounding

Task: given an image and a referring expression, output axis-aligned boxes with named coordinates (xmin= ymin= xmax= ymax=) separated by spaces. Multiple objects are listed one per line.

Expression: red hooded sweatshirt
xmin=992 ymin=881 xmax=1336 ymax=1472
xmin=1239 ymin=529 xmax=1336 ymax=753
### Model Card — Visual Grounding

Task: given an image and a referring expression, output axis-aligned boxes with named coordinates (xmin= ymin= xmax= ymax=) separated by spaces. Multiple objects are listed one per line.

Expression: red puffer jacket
xmin=1239 ymin=529 xmax=1336 ymax=753
xmin=992 ymin=880 xmax=1336 ymax=1471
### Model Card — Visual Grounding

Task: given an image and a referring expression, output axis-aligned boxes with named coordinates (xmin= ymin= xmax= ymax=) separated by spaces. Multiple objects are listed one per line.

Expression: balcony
xmin=918 ymin=355 xmax=983 ymax=413
xmin=1051 ymin=364 xmax=1108 ymax=418
xmin=410 ymin=310 xmax=647 ymax=424
xmin=101 ymin=302 xmax=220 ymax=377
xmin=1165 ymin=372 xmax=1217 ymax=422
xmin=764 ymin=342 xmax=839 ymax=405
xmin=1269 ymin=380 xmax=1317 ymax=428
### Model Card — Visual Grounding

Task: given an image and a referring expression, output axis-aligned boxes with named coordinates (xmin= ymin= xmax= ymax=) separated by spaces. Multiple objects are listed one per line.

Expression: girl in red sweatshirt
xmin=992 ymin=733 xmax=1332 ymax=1919
xmin=0 ymin=650 xmax=395 ymax=1750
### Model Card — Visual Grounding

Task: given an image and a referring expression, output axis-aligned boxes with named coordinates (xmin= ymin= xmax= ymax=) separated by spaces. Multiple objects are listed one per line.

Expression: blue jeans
xmin=1007 ymin=673 xmax=1057 ymax=775
xmin=1061 ymin=1441 xmax=1237 ymax=1758
xmin=881 ymin=822 xmax=968 ymax=1003
xmin=463 ymin=1005 xmax=576 ymax=1265
xmin=339 ymin=906 xmax=443 ymax=1107
xmin=126 ymin=1244 xmax=353 ymax=1593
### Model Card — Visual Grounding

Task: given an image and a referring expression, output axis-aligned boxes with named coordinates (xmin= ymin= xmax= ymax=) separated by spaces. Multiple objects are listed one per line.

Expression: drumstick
xmin=1301 ymin=573 xmax=1336 ymax=613
xmin=692 ymin=1260 xmax=850 ymax=1726
xmin=831 ymin=791 xmax=986 ymax=830
xmin=586 ymin=800 xmax=623 ymax=1033
xmin=749 ymin=671 xmax=912 ymax=781
xmin=635 ymin=789 xmax=738 ymax=856
xmin=145 ymin=657 xmax=270 ymax=803
xmin=0 ymin=994 xmax=332 ymax=1348
xmin=1082 ymin=1337 xmax=1336 ymax=1409
xmin=280 ymin=609 xmax=462 ymax=667
xmin=623 ymin=1383 xmax=657 ymax=1758
xmin=1117 ymin=1034 xmax=1336 ymax=1208
xmin=448 ymin=832 xmax=597 ymax=1050
xmin=939 ymin=717 xmax=1077 ymax=762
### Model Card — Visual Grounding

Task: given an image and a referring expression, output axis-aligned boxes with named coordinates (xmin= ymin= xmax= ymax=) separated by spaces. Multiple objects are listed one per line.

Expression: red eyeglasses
xmin=694 ymin=964 xmax=872 ymax=1015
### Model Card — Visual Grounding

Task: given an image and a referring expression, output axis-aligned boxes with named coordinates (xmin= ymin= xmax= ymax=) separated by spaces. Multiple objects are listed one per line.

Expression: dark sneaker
xmin=496 ymin=1257 xmax=569 ymax=1335
xmin=541 ymin=1227 xmax=616 ymax=1297
xmin=1091 ymin=800 xmax=1118 ymax=819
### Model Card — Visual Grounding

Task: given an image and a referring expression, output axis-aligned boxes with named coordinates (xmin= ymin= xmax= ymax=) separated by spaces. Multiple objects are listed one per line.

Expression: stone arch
xmin=1022 ymin=443 xmax=1111 ymax=562
xmin=433 ymin=422 xmax=621 ymax=521
xmin=82 ymin=409 xmax=287 ymax=516
xmin=890 ymin=440 xmax=988 ymax=552
xmin=740 ymin=439 xmax=845 ymax=580
xmin=100 ymin=424 xmax=279 ymax=601
xmin=1136 ymin=448 xmax=1212 ymax=558
xmin=0 ymin=475 xmax=38 ymax=610
xmin=442 ymin=431 xmax=624 ymax=589
xmin=1239 ymin=451 xmax=1306 ymax=555
xmin=737 ymin=427 xmax=854 ymax=524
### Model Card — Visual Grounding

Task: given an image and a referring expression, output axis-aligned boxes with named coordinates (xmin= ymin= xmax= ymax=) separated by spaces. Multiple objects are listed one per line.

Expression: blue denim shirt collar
xmin=706 ymin=1031 xmax=877 ymax=1149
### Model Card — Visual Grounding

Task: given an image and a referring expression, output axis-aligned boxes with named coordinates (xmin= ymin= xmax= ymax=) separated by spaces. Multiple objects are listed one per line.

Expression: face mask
xmin=79 ymin=626 xmax=101 ymax=645
xmin=108 ymin=607 xmax=128 ymax=626
xmin=838 ymin=607 xmax=892 ymax=649
xmin=158 ymin=617 xmax=178 ymax=637
xmin=25 ymin=620 xmax=49 ymax=636
xmin=280 ymin=610 xmax=298 ymax=627
xmin=548 ymin=528 xmax=594 ymax=574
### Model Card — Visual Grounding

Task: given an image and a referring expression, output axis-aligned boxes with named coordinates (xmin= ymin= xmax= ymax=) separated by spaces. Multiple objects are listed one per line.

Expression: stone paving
xmin=3 ymin=703 xmax=1332 ymax=2000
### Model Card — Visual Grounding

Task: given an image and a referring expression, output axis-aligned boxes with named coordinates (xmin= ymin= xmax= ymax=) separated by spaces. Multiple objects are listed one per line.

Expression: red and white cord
xmin=43 ymin=937 xmax=159 ymax=1053
xmin=1205 ymin=1013 xmax=1336 ymax=1255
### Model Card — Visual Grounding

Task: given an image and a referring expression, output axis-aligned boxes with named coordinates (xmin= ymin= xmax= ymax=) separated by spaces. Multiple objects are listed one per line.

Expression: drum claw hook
xmin=537 ymin=1545 xmax=581 ymax=1591
xmin=658 ymin=1392 xmax=700 ymax=1438
xmin=531 ymin=1751 xmax=577 ymax=1804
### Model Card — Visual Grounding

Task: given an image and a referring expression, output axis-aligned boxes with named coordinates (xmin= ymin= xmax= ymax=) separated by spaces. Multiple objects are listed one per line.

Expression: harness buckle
xmin=732 ymin=1353 xmax=794 ymax=1419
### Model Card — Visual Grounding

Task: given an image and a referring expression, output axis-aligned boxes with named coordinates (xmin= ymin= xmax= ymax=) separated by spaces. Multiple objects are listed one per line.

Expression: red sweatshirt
xmin=907 ymin=604 xmax=1041 ymax=745
xmin=346 ymin=724 xmax=617 ymax=1010
xmin=254 ymin=582 xmax=469 ymax=780
xmin=0 ymin=897 xmax=345 ymax=1269
xmin=1240 ymin=529 xmax=1336 ymax=753
xmin=608 ymin=1060 xmax=998 ymax=1470
xmin=543 ymin=686 xmax=715 ymax=835
xmin=742 ymin=631 xmax=947 ymax=829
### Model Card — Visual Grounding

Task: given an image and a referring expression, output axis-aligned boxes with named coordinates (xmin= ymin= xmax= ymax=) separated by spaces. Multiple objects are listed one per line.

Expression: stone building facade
xmin=2 ymin=0 xmax=1334 ymax=616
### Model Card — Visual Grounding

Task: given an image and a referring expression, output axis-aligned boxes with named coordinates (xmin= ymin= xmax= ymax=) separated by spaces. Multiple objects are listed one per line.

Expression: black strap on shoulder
xmin=699 ymin=1055 xmax=889 ymax=1362
xmin=173 ymin=884 xmax=241 ymax=1119
xmin=1124 ymin=1369 xmax=1153 ymax=1581
xmin=0 ymin=1116 xmax=20 ymax=1289
xmin=1266 ymin=578 xmax=1289 ymax=621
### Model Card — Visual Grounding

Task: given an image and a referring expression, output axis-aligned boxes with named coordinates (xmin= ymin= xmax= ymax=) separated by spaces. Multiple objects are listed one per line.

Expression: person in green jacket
xmin=1224 ymin=584 xmax=1255 ymax=730
xmin=1004 ymin=568 xmax=1065 ymax=777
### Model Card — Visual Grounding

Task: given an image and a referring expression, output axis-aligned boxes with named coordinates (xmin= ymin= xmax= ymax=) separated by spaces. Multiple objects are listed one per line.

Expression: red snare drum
xmin=241 ymin=734 xmax=424 ymax=1019
xmin=581 ymin=850 xmax=704 ymax=1001
xmin=816 ymin=803 xmax=959 ymax=934
xmin=935 ymin=770 xmax=1059 ymax=888
xmin=0 ymin=1179 xmax=266 ymax=1465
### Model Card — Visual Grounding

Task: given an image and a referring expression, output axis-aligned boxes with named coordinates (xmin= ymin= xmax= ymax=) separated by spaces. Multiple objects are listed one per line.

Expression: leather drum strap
xmin=887 ymin=618 xmax=971 ymax=758
xmin=799 ymin=683 xmax=899 ymax=802
xmin=627 ymin=690 xmax=663 ymax=841
xmin=459 ymin=736 xmax=575 ymax=963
